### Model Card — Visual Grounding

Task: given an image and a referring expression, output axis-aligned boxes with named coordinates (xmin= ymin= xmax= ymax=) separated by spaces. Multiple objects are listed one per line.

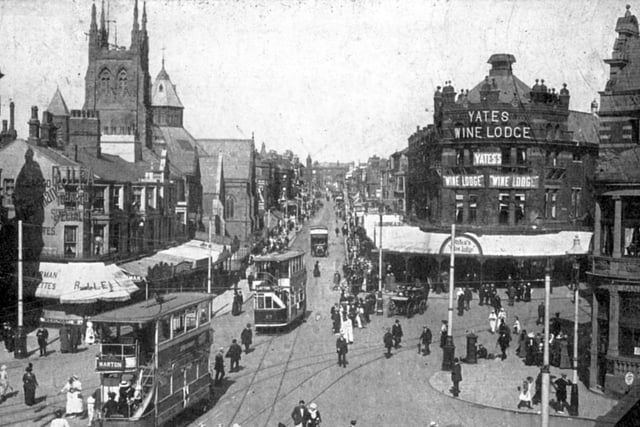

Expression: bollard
xmin=466 ymin=333 xmax=478 ymax=364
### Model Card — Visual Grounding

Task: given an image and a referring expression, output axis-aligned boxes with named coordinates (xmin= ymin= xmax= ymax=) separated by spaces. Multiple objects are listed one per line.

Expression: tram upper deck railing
xmin=96 ymin=342 xmax=139 ymax=372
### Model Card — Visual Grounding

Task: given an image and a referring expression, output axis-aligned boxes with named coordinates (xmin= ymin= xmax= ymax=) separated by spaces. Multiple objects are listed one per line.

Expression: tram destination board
xmin=96 ymin=355 xmax=126 ymax=371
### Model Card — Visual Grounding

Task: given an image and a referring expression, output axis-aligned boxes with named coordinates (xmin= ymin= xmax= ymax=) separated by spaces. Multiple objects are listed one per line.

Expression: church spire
xmin=142 ymin=1 xmax=147 ymax=33
xmin=131 ymin=0 xmax=139 ymax=50
xmin=89 ymin=1 xmax=98 ymax=53
xmin=99 ymin=0 xmax=108 ymax=48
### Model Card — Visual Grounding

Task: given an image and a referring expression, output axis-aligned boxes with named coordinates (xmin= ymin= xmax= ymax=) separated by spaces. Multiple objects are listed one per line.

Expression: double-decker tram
xmin=91 ymin=292 xmax=214 ymax=426
xmin=253 ymin=249 xmax=307 ymax=332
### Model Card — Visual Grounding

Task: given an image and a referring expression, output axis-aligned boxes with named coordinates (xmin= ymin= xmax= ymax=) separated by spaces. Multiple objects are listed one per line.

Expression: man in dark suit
xmin=419 ymin=325 xmax=432 ymax=355
xmin=336 ymin=333 xmax=348 ymax=367
xmin=391 ymin=319 xmax=403 ymax=349
xmin=451 ymin=357 xmax=462 ymax=397
xmin=383 ymin=328 xmax=394 ymax=358
xmin=291 ymin=399 xmax=309 ymax=427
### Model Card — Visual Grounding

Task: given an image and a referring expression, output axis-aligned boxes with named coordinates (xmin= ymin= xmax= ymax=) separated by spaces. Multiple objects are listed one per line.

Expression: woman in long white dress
xmin=488 ymin=310 xmax=497 ymax=334
xmin=0 ymin=365 xmax=13 ymax=401
xmin=60 ymin=375 xmax=83 ymax=417
xmin=341 ymin=314 xmax=354 ymax=344
xmin=85 ymin=321 xmax=96 ymax=345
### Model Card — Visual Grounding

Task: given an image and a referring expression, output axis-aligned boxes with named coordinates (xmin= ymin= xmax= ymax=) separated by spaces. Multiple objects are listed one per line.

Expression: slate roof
xmin=197 ymin=139 xmax=254 ymax=181
xmin=151 ymin=63 xmax=184 ymax=108
xmin=152 ymin=126 xmax=197 ymax=176
xmin=46 ymin=88 xmax=69 ymax=116
xmin=0 ymin=139 xmax=78 ymax=166
xmin=463 ymin=74 xmax=532 ymax=105
xmin=77 ymin=147 xmax=150 ymax=182
xmin=567 ymin=111 xmax=599 ymax=144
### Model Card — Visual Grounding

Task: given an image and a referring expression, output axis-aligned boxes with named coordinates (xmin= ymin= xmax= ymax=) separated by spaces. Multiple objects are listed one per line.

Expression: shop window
xmin=572 ymin=152 xmax=582 ymax=162
xmin=110 ymin=224 xmax=120 ymax=253
xmin=501 ymin=147 xmax=511 ymax=166
xmin=515 ymin=193 xmax=525 ymax=224
xmin=92 ymin=186 xmax=105 ymax=211
xmin=132 ymin=187 xmax=142 ymax=210
xmin=455 ymin=194 xmax=464 ymax=224
xmin=469 ymin=194 xmax=477 ymax=224
xmin=93 ymin=224 xmax=105 ymax=255
xmin=456 ymin=149 xmax=464 ymax=166
xmin=498 ymin=193 xmax=510 ymax=224
xmin=571 ymin=188 xmax=581 ymax=219
xmin=544 ymin=189 xmax=558 ymax=219
xmin=516 ymin=148 xmax=527 ymax=165
xmin=619 ymin=326 xmax=640 ymax=357
xmin=110 ymin=186 xmax=120 ymax=210
xmin=3 ymin=179 xmax=15 ymax=205
xmin=146 ymin=187 xmax=155 ymax=209
xmin=64 ymin=226 xmax=77 ymax=258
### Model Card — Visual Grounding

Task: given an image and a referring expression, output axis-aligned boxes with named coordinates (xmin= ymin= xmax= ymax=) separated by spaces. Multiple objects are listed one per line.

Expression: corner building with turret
xmin=403 ymin=54 xmax=598 ymax=286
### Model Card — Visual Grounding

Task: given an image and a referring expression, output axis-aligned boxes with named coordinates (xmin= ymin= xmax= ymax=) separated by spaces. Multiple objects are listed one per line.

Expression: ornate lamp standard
xmin=566 ymin=235 xmax=583 ymax=416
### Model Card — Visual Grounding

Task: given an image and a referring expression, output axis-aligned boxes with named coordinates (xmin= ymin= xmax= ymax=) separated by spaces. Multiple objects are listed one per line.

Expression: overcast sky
xmin=0 ymin=0 xmax=623 ymax=162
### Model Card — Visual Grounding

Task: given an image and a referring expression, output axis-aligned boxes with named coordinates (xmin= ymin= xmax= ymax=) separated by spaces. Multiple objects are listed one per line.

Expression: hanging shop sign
xmin=442 ymin=174 xmax=484 ymax=188
xmin=440 ymin=235 xmax=483 ymax=255
xmin=453 ymin=110 xmax=531 ymax=140
xmin=488 ymin=175 xmax=539 ymax=189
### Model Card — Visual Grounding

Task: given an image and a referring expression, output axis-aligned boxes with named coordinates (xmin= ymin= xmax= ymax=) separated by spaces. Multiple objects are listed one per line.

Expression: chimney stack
xmin=28 ymin=106 xmax=41 ymax=144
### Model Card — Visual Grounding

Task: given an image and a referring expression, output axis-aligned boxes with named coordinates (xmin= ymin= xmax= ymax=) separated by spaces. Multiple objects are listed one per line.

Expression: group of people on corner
xmin=214 ymin=323 xmax=253 ymax=385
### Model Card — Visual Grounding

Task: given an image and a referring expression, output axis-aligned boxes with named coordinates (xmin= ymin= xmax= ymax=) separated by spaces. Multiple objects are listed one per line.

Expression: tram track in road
xmin=224 ymin=333 xmax=278 ymax=427
xmin=259 ymin=320 xmax=303 ymax=427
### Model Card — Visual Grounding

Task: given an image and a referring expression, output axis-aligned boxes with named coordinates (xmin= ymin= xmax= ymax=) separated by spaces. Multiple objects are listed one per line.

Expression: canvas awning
xmin=363 ymin=215 xmax=592 ymax=258
xmin=119 ymin=240 xmax=231 ymax=279
xmin=36 ymin=262 xmax=139 ymax=304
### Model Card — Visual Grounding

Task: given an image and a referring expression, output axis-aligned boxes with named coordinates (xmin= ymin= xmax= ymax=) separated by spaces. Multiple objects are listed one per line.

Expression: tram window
xmin=171 ymin=368 xmax=182 ymax=394
xmin=197 ymin=357 xmax=209 ymax=378
xmin=158 ymin=316 xmax=171 ymax=342
xmin=158 ymin=374 xmax=171 ymax=401
xmin=279 ymin=261 xmax=289 ymax=278
xmin=257 ymin=295 xmax=265 ymax=309
xmin=185 ymin=362 xmax=197 ymax=383
xmin=186 ymin=307 xmax=197 ymax=332
xmin=199 ymin=302 xmax=210 ymax=325
xmin=172 ymin=312 xmax=186 ymax=338
xmin=265 ymin=296 xmax=273 ymax=309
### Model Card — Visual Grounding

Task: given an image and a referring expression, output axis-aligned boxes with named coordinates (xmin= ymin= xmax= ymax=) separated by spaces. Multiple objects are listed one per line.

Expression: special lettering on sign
xmin=453 ymin=110 xmax=531 ymax=140
xmin=488 ymin=175 xmax=539 ymax=189
xmin=473 ymin=152 xmax=502 ymax=166
xmin=442 ymin=175 xmax=484 ymax=188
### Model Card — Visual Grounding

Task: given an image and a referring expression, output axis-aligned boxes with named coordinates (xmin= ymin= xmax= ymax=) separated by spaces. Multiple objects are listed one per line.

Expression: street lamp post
xmin=566 ymin=235 xmax=583 ymax=416
xmin=541 ymin=258 xmax=551 ymax=427
xmin=442 ymin=223 xmax=456 ymax=371
xmin=14 ymin=220 xmax=27 ymax=358
xmin=378 ymin=209 xmax=383 ymax=293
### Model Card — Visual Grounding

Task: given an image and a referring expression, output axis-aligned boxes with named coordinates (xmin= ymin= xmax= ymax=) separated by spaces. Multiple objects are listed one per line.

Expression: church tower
xmin=84 ymin=0 xmax=152 ymax=162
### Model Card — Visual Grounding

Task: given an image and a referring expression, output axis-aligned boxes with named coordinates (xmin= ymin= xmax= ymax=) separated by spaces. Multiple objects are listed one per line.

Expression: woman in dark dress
xmin=22 ymin=365 xmax=38 ymax=406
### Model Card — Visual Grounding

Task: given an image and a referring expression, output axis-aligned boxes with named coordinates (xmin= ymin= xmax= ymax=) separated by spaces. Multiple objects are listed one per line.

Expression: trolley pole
xmin=207 ymin=218 xmax=212 ymax=294
xmin=15 ymin=220 xmax=27 ymax=358
xmin=442 ymin=223 xmax=455 ymax=371
xmin=378 ymin=211 xmax=383 ymax=292
xmin=541 ymin=258 xmax=551 ymax=427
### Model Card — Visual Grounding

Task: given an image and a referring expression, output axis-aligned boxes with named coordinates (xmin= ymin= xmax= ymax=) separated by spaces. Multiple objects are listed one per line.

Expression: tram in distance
xmin=309 ymin=225 xmax=329 ymax=257
xmin=90 ymin=292 xmax=215 ymax=426
xmin=252 ymin=249 xmax=307 ymax=331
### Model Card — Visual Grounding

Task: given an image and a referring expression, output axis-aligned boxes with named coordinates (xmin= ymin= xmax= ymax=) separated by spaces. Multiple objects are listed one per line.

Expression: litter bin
xmin=466 ymin=333 xmax=478 ymax=364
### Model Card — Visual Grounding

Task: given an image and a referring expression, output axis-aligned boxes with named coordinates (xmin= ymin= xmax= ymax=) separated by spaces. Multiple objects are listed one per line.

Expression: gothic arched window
xmin=118 ymin=69 xmax=128 ymax=96
xmin=99 ymin=69 xmax=111 ymax=96
xmin=225 ymin=196 xmax=235 ymax=219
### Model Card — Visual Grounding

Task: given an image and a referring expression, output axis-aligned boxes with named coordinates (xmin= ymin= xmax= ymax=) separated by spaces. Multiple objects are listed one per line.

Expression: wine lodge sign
xmin=453 ymin=110 xmax=532 ymax=140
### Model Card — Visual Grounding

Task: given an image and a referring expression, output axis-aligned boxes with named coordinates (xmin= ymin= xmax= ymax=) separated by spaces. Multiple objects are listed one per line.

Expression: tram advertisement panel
xmin=158 ymin=329 xmax=211 ymax=366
